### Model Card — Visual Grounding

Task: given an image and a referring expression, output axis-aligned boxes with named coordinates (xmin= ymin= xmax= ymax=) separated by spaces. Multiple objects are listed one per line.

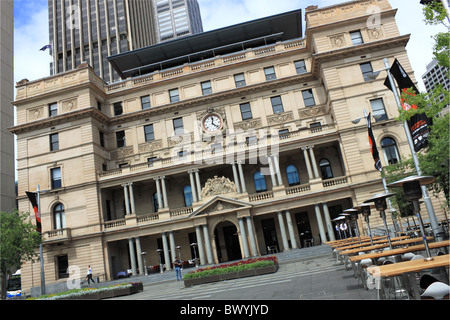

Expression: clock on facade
xmin=202 ymin=114 xmax=223 ymax=133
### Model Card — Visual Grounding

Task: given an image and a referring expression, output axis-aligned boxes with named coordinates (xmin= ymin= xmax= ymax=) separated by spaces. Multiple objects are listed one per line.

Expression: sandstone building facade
xmin=12 ymin=0 xmax=447 ymax=295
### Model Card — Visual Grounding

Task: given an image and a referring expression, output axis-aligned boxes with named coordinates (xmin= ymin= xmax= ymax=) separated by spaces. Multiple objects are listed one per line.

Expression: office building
xmin=0 ymin=0 xmax=15 ymax=212
xmin=48 ymin=0 xmax=157 ymax=83
xmin=13 ymin=0 xmax=447 ymax=296
xmin=153 ymin=0 xmax=203 ymax=42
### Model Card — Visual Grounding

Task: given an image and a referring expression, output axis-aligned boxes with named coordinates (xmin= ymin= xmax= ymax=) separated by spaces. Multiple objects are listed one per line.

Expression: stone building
xmin=11 ymin=0 xmax=446 ymax=295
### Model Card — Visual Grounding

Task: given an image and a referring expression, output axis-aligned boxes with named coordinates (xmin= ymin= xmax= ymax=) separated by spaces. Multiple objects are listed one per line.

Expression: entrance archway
xmin=214 ymin=221 xmax=242 ymax=263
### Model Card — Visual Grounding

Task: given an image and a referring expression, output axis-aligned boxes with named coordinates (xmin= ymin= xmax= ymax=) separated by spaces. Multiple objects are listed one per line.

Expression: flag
xmin=367 ymin=113 xmax=382 ymax=172
xmin=26 ymin=191 xmax=41 ymax=234
xmin=384 ymin=59 xmax=432 ymax=152
xmin=40 ymin=44 xmax=51 ymax=51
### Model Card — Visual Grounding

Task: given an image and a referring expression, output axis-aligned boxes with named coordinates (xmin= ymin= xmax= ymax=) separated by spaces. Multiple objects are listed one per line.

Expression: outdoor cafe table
xmin=335 ymin=236 xmax=410 ymax=252
xmin=338 ymin=237 xmax=434 ymax=269
xmin=348 ymin=240 xmax=450 ymax=284
xmin=366 ymin=254 xmax=450 ymax=299
xmin=328 ymin=236 xmax=385 ymax=249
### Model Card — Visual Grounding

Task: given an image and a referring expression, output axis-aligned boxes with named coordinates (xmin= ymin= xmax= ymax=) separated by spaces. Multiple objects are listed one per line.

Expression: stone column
xmin=154 ymin=177 xmax=163 ymax=209
xmin=135 ymin=236 xmax=144 ymax=275
xmin=188 ymin=170 xmax=198 ymax=202
xmin=237 ymin=161 xmax=247 ymax=193
xmin=314 ymin=204 xmax=327 ymax=244
xmin=285 ymin=210 xmax=298 ymax=249
xmin=161 ymin=232 xmax=171 ymax=271
xmin=246 ymin=216 xmax=258 ymax=256
xmin=272 ymin=154 xmax=283 ymax=186
xmin=194 ymin=169 xmax=202 ymax=201
xmin=267 ymin=155 xmax=277 ymax=187
xmin=277 ymin=211 xmax=290 ymax=251
xmin=195 ymin=225 xmax=206 ymax=265
xmin=128 ymin=238 xmax=137 ymax=275
xmin=231 ymin=163 xmax=241 ymax=193
xmin=308 ymin=146 xmax=320 ymax=179
xmin=322 ymin=203 xmax=336 ymax=241
xmin=238 ymin=218 xmax=250 ymax=258
xmin=122 ymin=184 xmax=131 ymax=215
xmin=160 ymin=176 xmax=168 ymax=208
xmin=169 ymin=231 xmax=176 ymax=262
xmin=301 ymin=147 xmax=314 ymax=180
xmin=128 ymin=182 xmax=136 ymax=214
xmin=203 ymin=225 xmax=214 ymax=264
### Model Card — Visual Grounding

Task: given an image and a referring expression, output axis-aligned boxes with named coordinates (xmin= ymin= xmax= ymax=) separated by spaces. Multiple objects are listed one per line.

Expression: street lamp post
xmin=387 ymin=175 xmax=436 ymax=260
xmin=190 ymin=243 xmax=199 ymax=267
xmin=141 ymin=252 xmax=147 ymax=275
xmin=157 ymin=249 xmax=164 ymax=273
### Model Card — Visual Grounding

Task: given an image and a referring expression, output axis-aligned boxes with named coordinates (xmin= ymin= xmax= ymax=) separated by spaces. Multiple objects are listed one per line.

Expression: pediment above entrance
xmin=189 ymin=196 xmax=252 ymax=218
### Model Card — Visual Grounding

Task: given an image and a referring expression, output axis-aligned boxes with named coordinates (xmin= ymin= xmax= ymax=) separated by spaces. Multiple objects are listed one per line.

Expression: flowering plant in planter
xmin=184 ymin=256 xmax=277 ymax=280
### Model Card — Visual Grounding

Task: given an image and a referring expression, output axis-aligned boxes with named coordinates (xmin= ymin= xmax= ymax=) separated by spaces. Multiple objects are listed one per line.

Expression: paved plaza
xmin=107 ymin=245 xmax=376 ymax=300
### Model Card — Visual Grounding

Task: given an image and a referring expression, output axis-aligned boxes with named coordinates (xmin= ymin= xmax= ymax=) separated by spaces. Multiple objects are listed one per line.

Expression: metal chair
xmin=421 ymin=282 xmax=450 ymax=300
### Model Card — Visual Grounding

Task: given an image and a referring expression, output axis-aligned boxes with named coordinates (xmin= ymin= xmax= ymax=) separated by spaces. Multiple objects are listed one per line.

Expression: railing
xmin=45 ymin=228 xmax=71 ymax=241
xmin=322 ymin=176 xmax=349 ymax=188
xmin=104 ymin=218 xmax=126 ymax=229
xmin=285 ymin=183 xmax=311 ymax=195
xmin=137 ymin=213 xmax=159 ymax=224
xmin=170 ymin=206 xmax=193 ymax=218
xmin=248 ymin=190 xmax=274 ymax=202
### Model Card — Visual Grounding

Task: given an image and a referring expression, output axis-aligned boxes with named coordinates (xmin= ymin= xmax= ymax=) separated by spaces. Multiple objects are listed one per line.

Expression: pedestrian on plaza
xmin=174 ymin=257 xmax=183 ymax=281
xmin=86 ymin=265 xmax=95 ymax=284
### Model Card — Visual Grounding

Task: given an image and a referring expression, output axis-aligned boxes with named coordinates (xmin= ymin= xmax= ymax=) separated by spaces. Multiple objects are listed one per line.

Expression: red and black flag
xmin=26 ymin=191 xmax=41 ymax=234
xmin=367 ymin=113 xmax=382 ymax=172
xmin=384 ymin=59 xmax=432 ymax=152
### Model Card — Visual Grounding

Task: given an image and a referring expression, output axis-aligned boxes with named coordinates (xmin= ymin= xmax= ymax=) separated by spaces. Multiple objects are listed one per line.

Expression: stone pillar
xmin=267 ymin=155 xmax=277 ymax=187
xmin=285 ymin=210 xmax=298 ymax=249
xmin=169 ymin=231 xmax=176 ymax=262
xmin=246 ymin=216 xmax=258 ymax=256
xmin=301 ymin=147 xmax=314 ymax=180
xmin=188 ymin=170 xmax=198 ymax=202
xmin=308 ymin=146 xmax=320 ymax=179
xmin=160 ymin=176 xmax=168 ymax=208
xmin=203 ymin=224 xmax=214 ymax=264
xmin=128 ymin=238 xmax=137 ymax=275
xmin=162 ymin=232 xmax=171 ymax=271
xmin=237 ymin=161 xmax=247 ymax=193
xmin=128 ymin=182 xmax=136 ymax=214
xmin=231 ymin=163 xmax=241 ymax=193
xmin=238 ymin=218 xmax=250 ymax=258
xmin=322 ymin=203 xmax=336 ymax=241
xmin=195 ymin=225 xmax=206 ymax=265
xmin=135 ymin=236 xmax=144 ymax=275
xmin=314 ymin=204 xmax=327 ymax=244
xmin=194 ymin=169 xmax=202 ymax=201
xmin=277 ymin=211 xmax=290 ymax=251
xmin=122 ymin=184 xmax=131 ymax=215
xmin=154 ymin=177 xmax=163 ymax=209
xmin=273 ymin=154 xmax=283 ymax=186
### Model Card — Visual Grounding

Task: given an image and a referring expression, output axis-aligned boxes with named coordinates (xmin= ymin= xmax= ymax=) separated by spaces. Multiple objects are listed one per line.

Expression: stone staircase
xmin=274 ymin=244 xmax=332 ymax=263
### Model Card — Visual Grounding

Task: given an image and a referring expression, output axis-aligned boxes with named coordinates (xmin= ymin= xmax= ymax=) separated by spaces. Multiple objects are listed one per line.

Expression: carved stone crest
xmin=201 ymin=176 xmax=237 ymax=198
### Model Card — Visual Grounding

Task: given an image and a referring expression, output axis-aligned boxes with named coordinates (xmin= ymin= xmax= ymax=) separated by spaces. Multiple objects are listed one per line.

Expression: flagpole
xmin=37 ymin=185 xmax=46 ymax=296
xmin=383 ymin=58 xmax=441 ymax=239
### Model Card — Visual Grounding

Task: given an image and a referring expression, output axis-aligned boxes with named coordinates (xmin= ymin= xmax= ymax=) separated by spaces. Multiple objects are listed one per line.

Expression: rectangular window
xmin=360 ymin=62 xmax=374 ymax=81
xmin=271 ymin=96 xmax=284 ymax=114
xmin=56 ymin=255 xmax=69 ymax=279
xmin=370 ymin=98 xmax=388 ymax=122
xmin=278 ymin=129 xmax=289 ymax=136
xmin=264 ymin=66 xmax=276 ymax=80
xmin=350 ymin=30 xmax=364 ymax=45
xmin=116 ymin=130 xmax=126 ymax=148
xmin=144 ymin=124 xmax=155 ymax=142
xmin=50 ymin=133 xmax=59 ymax=151
xmin=239 ymin=102 xmax=253 ymax=120
xmin=234 ymin=73 xmax=246 ymax=87
xmin=141 ymin=95 xmax=151 ymax=109
xmin=169 ymin=88 xmax=179 ymax=103
xmin=147 ymin=157 xmax=157 ymax=166
xmin=294 ymin=60 xmax=307 ymax=74
xmin=201 ymin=81 xmax=212 ymax=95
xmin=113 ymin=102 xmax=123 ymax=116
xmin=173 ymin=117 xmax=184 ymax=135
xmin=49 ymin=102 xmax=58 ymax=117
xmin=51 ymin=167 xmax=62 ymax=189
xmin=99 ymin=131 xmax=105 ymax=148
xmin=302 ymin=89 xmax=316 ymax=107
xmin=246 ymin=135 xmax=257 ymax=146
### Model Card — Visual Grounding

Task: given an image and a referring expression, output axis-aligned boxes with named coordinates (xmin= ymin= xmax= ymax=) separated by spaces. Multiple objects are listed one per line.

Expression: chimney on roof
xmin=305 ymin=5 xmax=318 ymax=12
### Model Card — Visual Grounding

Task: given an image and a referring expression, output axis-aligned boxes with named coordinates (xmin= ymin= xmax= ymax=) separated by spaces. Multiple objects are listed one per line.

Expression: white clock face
xmin=203 ymin=114 xmax=222 ymax=132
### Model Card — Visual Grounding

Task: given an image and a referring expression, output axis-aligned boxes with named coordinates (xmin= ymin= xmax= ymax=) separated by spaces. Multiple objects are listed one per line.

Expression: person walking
xmin=174 ymin=257 xmax=183 ymax=281
xmin=86 ymin=265 xmax=95 ymax=284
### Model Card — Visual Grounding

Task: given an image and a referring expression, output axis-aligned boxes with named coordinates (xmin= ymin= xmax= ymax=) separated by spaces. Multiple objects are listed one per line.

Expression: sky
xmin=13 ymin=0 xmax=448 ymax=93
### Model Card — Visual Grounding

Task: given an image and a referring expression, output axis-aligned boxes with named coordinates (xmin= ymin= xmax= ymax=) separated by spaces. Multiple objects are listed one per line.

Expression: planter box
xmin=184 ymin=263 xmax=278 ymax=287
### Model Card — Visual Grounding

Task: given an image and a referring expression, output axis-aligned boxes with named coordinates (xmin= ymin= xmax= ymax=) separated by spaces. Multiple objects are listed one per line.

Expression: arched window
xmin=254 ymin=171 xmax=267 ymax=192
xmin=286 ymin=165 xmax=300 ymax=186
xmin=381 ymin=137 xmax=400 ymax=165
xmin=183 ymin=185 xmax=193 ymax=207
xmin=319 ymin=158 xmax=333 ymax=179
xmin=53 ymin=203 xmax=65 ymax=229
xmin=153 ymin=192 xmax=159 ymax=212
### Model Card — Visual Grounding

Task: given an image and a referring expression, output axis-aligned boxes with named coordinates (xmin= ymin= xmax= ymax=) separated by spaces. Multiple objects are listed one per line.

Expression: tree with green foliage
xmin=0 ymin=210 xmax=42 ymax=300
